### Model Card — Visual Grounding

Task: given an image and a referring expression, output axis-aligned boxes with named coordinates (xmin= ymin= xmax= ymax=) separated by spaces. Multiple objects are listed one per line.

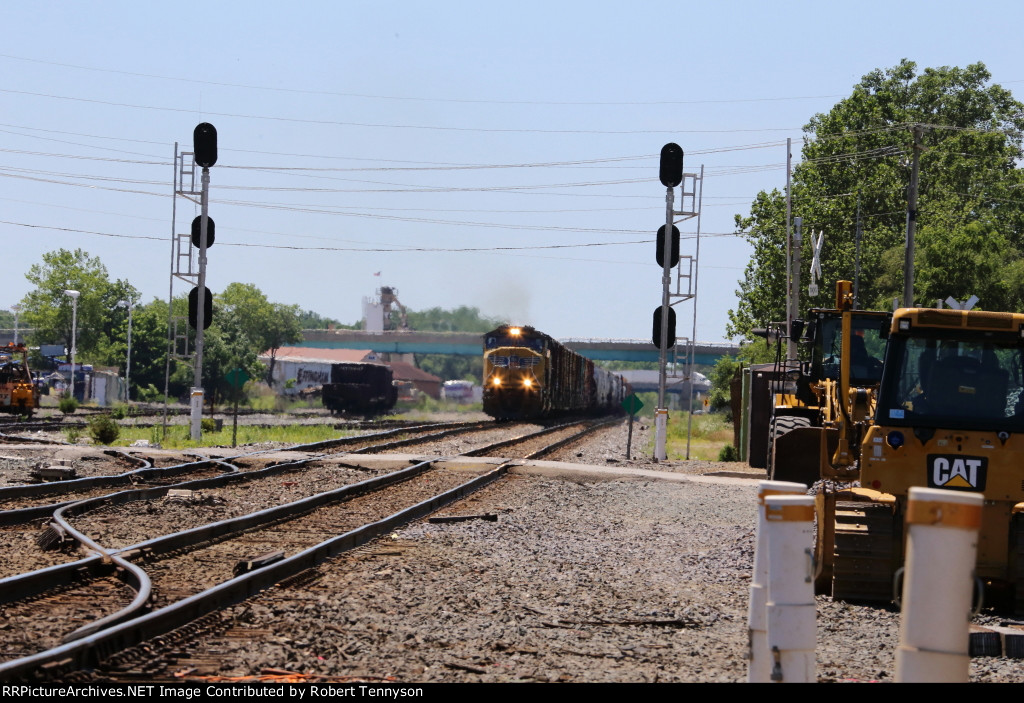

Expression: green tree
xmin=729 ymin=61 xmax=1024 ymax=340
xmin=21 ymin=249 xmax=124 ymax=356
xmin=406 ymin=306 xmax=504 ymax=333
xmin=296 ymin=309 xmax=357 ymax=329
xmin=217 ymin=283 xmax=303 ymax=386
xmin=708 ymin=343 xmax=773 ymax=416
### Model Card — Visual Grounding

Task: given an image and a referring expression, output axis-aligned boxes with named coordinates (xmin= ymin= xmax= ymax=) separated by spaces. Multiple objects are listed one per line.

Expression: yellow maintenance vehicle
xmin=813 ymin=303 xmax=1024 ymax=610
xmin=0 ymin=343 xmax=39 ymax=416
xmin=763 ymin=281 xmax=890 ymax=486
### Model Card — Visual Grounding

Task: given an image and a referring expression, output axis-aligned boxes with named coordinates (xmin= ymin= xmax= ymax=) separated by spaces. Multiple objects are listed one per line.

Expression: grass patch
xmin=647 ymin=411 xmax=734 ymax=461
xmin=114 ymin=423 xmax=348 ymax=449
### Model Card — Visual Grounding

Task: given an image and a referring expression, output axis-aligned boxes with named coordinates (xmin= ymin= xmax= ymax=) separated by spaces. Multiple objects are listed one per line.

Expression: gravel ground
xmin=76 ymin=418 xmax=1024 ymax=683
xmin=5 ymin=414 xmax=1024 ymax=682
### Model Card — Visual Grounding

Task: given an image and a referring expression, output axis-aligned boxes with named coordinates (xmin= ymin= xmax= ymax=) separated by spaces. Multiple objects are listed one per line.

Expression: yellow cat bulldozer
xmin=762 ymin=281 xmax=889 ymax=486
xmin=813 ymin=304 xmax=1024 ymax=610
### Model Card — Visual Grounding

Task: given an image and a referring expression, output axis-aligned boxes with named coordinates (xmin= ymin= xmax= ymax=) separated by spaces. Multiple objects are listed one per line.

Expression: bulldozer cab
xmin=875 ymin=317 xmax=1024 ymax=434
xmin=807 ymin=309 xmax=889 ymax=388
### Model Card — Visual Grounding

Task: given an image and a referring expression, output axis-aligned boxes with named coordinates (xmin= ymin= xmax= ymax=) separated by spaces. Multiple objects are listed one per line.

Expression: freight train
xmin=482 ymin=325 xmax=629 ymax=419
xmin=321 ymin=363 xmax=398 ymax=416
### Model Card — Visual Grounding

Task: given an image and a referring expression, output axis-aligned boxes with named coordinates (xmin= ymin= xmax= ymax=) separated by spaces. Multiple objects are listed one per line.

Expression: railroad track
xmin=0 ymin=421 xmax=493 ymax=580
xmin=0 ymin=416 xmax=620 ymax=680
xmin=0 ymin=421 xmax=486 ymax=522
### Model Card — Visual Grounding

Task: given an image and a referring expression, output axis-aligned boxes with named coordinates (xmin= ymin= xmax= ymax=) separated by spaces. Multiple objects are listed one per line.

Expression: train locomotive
xmin=482 ymin=325 xmax=629 ymax=419
xmin=0 ymin=344 xmax=39 ymax=416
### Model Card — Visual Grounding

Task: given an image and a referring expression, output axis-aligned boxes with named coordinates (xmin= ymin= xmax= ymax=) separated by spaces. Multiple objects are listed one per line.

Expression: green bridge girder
xmin=297 ymin=331 xmax=736 ymax=365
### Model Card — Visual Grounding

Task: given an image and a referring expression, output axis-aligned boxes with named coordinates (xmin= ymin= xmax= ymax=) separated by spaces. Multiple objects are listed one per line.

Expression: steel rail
xmin=0 ymin=459 xmax=510 ymax=681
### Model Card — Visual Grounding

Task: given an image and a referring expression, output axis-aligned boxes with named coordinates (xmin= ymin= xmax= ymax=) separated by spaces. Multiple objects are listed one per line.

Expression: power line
xmin=0 ymin=218 xmax=741 ymax=253
xmin=0 ymin=52 xmax=847 ymax=107
xmin=0 ymin=87 xmax=802 ymax=136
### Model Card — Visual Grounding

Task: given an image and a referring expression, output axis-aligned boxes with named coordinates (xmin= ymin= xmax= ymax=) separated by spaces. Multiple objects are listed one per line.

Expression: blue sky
xmin=2 ymin=2 xmax=1022 ymax=342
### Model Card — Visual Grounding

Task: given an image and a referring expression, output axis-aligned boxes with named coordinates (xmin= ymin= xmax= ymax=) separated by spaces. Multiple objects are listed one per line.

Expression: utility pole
xmin=793 ymin=217 xmax=802 ymax=327
xmin=854 ymin=191 xmax=862 ymax=308
xmin=785 ymin=139 xmax=795 ymax=360
xmin=903 ymin=124 xmax=924 ymax=308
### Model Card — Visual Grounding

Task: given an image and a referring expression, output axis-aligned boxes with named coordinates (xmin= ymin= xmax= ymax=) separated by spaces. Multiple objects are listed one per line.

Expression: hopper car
xmin=482 ymin=325 xmax=629 ymax=420
xmin=322 ymin=362 xmax=398 ymax=416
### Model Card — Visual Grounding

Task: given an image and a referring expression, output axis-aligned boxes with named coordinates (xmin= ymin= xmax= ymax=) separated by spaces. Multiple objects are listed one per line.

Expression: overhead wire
xmin=0 ymin=53 xmax=847 ymax=107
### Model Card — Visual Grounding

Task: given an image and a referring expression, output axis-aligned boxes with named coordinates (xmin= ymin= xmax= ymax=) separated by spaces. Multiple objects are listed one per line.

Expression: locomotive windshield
xmin=485 ymin=334 xmax=545 ymax=352
xmin=877 ymin=332 xmax=1024 ymax=432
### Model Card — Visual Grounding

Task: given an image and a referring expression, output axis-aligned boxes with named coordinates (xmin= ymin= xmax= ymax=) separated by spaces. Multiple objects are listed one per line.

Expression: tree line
xmin=728 ymin=60 xmax=1024 ymax=341
xmin=13 ymin=249 xmax=504 ymax=402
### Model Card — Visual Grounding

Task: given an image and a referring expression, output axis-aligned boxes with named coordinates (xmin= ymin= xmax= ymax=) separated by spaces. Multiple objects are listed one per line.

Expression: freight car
xmin=321 ymin=362 xmax=398 ymax=416
xmin=482 ymin=325 xmax=629 ymax=420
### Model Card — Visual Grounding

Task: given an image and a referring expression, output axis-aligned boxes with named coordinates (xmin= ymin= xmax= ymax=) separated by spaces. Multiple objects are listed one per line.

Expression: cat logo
xmin=927 ymin=454 xmax=987 ymax=491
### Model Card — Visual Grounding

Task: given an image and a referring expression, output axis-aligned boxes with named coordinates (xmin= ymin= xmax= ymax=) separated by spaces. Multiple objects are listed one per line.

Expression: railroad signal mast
xmin=654 ymin=144 xmax=704 ymax=460
xmin=164 ymin=124 xmax=217 ymax=441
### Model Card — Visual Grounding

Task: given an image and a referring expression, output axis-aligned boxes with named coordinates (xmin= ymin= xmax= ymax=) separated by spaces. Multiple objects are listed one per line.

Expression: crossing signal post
xmin=654 ymin=143 xmax=683 ymax=461
xmin=190 ymin=122 xmax=217 ymax=441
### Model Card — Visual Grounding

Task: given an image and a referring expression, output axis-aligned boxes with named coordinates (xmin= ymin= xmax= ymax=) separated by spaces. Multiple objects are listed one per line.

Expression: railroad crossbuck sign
xmin=808 ymin=230 xmax=824 ymax=297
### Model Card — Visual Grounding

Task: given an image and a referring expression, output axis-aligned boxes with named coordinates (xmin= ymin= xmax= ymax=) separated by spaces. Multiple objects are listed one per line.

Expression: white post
xmin=764 ymin=494 xmax=816 ymax=683
xmin=64 ymin=290 xmax=80 ymax=400
xmin=749 ymin=481 xmax=809 ymax=683
xmin=895 ymin=487 xmax=982 ymax=683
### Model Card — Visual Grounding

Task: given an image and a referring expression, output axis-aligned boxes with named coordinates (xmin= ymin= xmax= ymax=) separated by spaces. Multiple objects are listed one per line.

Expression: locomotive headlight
xmin=492 ymin=377 xmax=502 ymax=387
xmin=522 ymin=377 xmax=533 ymax=389
xmin=509 ymin=327 xmax=522 ymax=336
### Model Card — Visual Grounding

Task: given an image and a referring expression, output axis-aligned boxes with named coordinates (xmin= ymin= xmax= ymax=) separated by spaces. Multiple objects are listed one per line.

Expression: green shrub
xmin=88 ymin=415 xmax=120 ymax=445
xmin=110 ymin=404 xmax=128 ymax=420
xmin=65 ymin=427 xmax=81 ymax=444
xmin=717 ymin=444 xmax=739 ymax=462
xmin=137 ymin=384 xmax=166 ymax=403
xmin=201 ymin=417 xmax=217 ymax=434
xmin=59 ymin=395 xmax=79 ymax=416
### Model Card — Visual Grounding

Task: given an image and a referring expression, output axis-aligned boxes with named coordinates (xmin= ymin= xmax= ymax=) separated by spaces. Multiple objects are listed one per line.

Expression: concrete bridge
xmin=0 ymin=328 xmax=738 ymax=366
xmin=298 ymin=330 xmax=737 ymax=365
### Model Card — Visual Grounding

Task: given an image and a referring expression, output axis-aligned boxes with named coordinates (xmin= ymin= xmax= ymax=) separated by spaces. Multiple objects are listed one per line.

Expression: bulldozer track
xmin=1013 ymin=514 xmax=1024 ymax=615
xmin=831 ymin=501 xmax=899 ymax=604
xmin=767 ymin=414 xmax=812 ymax=482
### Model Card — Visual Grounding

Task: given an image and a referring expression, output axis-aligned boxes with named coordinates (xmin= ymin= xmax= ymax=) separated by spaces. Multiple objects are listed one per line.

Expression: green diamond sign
xmin=226 ymin=367 xmax=250 ymax=390
xmin=621 ymin=393 xmax=643 ymax=416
